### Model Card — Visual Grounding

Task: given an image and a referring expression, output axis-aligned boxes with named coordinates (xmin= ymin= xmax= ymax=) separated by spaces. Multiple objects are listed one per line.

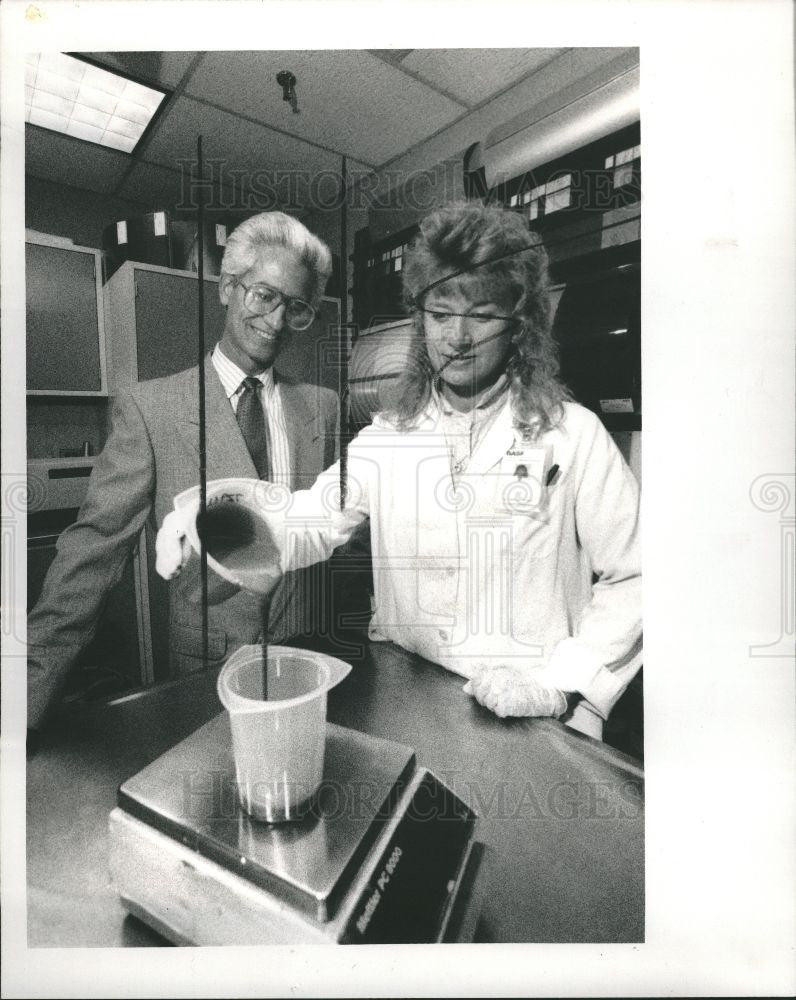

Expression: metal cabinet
xmin=104 ymin=261 xmax=226 ymax=391
xmin=28 ymin=514 xmax=143 ymax=702
xmin=26 ymin=235 xmax=107 ymax=395
xmin=26 ymin=458 xmax=145 ymax=703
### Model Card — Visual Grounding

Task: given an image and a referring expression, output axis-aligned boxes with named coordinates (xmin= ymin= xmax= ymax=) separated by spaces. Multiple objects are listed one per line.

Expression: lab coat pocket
xmin=493 ymin=455 xmax=550 ymax=518
xmin=509 ymin=509 xmax=556 ymax=560
xmin=488 ymin=470 xmax=556 ymax=560
xmin=493 ymin=457 xmax=556 ymax=559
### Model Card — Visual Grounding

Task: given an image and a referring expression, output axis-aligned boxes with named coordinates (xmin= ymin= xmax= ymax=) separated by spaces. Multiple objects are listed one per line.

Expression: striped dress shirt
xmin=211 ymin=345 xmax=291 ymax=486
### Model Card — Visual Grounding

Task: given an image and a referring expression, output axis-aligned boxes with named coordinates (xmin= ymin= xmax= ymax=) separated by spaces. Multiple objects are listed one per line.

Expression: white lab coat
xmin=269 ymin=396 xmax=642 ymax=733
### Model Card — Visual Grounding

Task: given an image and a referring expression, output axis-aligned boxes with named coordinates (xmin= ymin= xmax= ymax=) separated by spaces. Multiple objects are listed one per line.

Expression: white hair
xmin=220 ymin=211 xmax=333 ymax=305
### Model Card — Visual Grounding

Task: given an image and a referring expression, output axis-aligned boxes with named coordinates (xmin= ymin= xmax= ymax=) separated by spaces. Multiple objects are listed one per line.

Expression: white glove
xmin=155 ymin=486 xmax=283 ymax=599
xmin=155 ymin=509 xmax=193 ymax=580
xmin=464 ymin=663 xmax=567 ymax=719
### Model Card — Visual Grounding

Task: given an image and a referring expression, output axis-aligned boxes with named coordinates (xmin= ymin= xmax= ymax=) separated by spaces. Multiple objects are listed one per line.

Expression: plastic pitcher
xmin=217 ymin=644 xmax=352 ymax=823
xmin=174 ymin=478 xmax=284 ymax=596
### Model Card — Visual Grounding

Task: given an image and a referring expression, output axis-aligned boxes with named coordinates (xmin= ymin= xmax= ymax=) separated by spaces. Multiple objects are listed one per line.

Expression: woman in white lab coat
xmin=159 ymin=201 xmax=642 ymax=739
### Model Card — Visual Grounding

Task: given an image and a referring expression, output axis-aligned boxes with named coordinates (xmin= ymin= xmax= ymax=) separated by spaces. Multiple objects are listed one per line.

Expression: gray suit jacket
xmin=27 ymin=362 xmax=339 ymax=728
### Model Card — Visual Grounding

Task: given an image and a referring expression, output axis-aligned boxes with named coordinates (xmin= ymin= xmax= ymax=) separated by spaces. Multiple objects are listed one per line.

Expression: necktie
xmin=236 ymin=376 xmax=270 ymax=479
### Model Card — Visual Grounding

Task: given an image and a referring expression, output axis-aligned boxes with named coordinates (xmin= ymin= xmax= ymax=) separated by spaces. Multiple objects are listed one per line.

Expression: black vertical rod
xmin=196 ymin=135 xmax=209 ymax=668
xmin=260 ymin=593 xmax=270 ymax=701
xmin=339 ymin=154 xmax=349 ymax=511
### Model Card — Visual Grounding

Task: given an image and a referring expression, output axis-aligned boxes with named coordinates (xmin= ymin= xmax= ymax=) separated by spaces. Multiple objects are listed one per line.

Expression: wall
xmin=25 ymin=174 xmax=151 ymax=250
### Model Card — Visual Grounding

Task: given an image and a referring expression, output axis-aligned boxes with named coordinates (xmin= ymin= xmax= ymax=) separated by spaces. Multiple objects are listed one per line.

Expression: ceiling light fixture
xmin=25 ymin=52 xmax=168 ymax=154
xmin=276 ymin=70 xmax=300 ymax=115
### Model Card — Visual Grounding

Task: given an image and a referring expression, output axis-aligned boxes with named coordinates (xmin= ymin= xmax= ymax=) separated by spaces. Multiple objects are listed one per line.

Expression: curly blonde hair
xmin=393 ymin=200 xmax=569 ymax=437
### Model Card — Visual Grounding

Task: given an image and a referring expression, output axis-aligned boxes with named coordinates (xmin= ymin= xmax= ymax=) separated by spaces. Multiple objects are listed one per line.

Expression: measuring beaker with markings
xmin=217 ymin=644 xmax=351 ymax=823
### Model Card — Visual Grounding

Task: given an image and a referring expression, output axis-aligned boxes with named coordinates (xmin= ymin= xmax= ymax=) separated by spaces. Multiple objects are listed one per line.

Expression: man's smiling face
xmin=218 ymin=247 xmax=314 ymax=374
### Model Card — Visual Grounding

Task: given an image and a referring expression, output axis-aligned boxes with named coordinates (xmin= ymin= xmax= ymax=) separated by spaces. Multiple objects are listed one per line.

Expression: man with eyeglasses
xmin=27 ymin=211 xmax=341 ymax=732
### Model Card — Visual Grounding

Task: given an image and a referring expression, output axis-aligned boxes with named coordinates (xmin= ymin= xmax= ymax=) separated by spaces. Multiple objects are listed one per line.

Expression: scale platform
xmin=109 ymin=714 xmax=486 ymax=945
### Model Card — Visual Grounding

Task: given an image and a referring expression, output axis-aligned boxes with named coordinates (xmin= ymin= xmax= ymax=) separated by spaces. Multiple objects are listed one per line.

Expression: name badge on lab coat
xmin=496 ymin=442 xmax=552 ymax=516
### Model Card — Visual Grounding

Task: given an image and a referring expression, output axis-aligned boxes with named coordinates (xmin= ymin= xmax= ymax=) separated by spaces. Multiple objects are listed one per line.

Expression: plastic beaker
xmin=174 ymin=478 xmax=285 ymax=596
xmin=217 ymin=645 xmax=352 ymax=823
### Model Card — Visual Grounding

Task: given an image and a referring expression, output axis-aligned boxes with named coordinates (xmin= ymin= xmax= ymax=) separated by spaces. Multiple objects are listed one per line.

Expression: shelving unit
xmin=350 ymin=123 xmax=642 ymax=436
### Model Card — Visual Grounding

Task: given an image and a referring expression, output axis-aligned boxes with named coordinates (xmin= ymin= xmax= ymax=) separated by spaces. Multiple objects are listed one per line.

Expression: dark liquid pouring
xmin=197 ymin=501 xmax=282 ymax=701
xmin=259 ymin=592 xmax=271 ymax=702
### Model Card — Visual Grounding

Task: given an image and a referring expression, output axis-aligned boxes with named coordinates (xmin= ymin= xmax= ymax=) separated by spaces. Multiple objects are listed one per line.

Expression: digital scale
xmin=109 ymin=714 xmax=486 ymax=945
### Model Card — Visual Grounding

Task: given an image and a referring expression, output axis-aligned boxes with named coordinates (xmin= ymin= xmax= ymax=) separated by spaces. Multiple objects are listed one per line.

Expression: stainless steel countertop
xmin=26 ymin=638 xmax=644 ymax=945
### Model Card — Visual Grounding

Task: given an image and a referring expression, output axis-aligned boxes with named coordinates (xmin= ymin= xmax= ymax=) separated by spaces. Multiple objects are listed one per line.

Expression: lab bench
xmin=26 ymin=638 xmax=643 ymax=946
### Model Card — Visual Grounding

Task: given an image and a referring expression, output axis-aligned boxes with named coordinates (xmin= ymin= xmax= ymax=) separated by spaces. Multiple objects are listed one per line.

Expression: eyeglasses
xmin=419 ymin=307 xmax=516 ymax=327
xmin=235 ymin=279 xmax=316 ymax=331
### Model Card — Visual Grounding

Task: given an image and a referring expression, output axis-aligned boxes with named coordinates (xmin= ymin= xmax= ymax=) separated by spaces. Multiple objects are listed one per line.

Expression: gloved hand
xmin=464 ymin=663 xmax=567 ymax=719
xmin=155 ymin=509 xmax=193 ymax=580
xmin=155 ymin=489 xmax=283 ymax=600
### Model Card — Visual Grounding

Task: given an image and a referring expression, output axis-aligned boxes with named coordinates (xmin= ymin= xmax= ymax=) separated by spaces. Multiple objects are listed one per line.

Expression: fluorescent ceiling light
xmin=25 ymin=53 xmax=167 ymax=154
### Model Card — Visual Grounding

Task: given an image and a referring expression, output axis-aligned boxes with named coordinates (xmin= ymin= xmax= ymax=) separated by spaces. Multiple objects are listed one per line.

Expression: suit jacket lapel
xmin=277 ymin=376 xmax=321 ymax=491
xmin=179 ymin=361 xmax=258 ymax=480
xmin=178 ymin=365 xmax=328 ymax=488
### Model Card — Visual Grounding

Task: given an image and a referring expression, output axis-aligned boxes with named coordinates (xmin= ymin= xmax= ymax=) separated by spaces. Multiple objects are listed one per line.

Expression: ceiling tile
xmin=401 ymin=48 xmax=565 ymax=107
xmin=78 ymin=51 xmax=197 ymax=90
xmin=25 ymin=123 xmax=130 ymax=194
xmin=186 ymin=50 xmax=466 ymax=167
xmin=144 ymin=94 xmax=338 ymax=172
xmin=141 ymin=96 xmax=370 ymax=212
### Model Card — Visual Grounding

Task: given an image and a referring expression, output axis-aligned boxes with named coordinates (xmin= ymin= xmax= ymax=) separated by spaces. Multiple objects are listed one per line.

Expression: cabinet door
xmin=274 ymin=297 xmax=342 ymax=393
xmin=134 ymin=270 xmax=226 ymax=381
xmin=26 ymin=243 xmax=103 ymax=392
xmin=28 ymin=535 xmax=142 ymax=696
